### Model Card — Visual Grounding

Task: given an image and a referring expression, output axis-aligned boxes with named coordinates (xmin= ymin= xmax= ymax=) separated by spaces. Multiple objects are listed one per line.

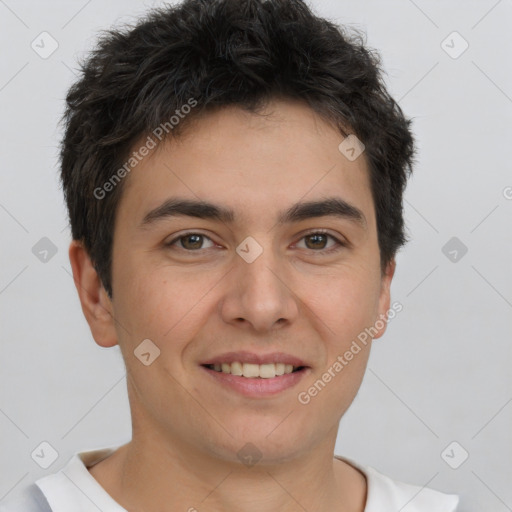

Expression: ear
xmin=68 ymin=240 xmax=118 ymax=348
xmin=372 ymin=258 xmax=396 ymax=341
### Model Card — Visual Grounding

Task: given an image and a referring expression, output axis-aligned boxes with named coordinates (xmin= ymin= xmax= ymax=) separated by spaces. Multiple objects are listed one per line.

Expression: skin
xmin=69 ymin=98 xmax=396 ymax=512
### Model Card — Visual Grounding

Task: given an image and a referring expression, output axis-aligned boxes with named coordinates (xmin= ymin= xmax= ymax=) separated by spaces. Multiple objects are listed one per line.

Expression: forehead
xmin=116 ymin=100 xmax=374 ymax=232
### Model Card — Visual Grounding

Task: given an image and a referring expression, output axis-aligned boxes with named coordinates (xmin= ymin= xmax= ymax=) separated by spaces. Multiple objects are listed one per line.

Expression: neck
xmin=89 ymin=383 xmax=366 ymax=512
xmin=89 ymin=431 xmax=366 ymax=512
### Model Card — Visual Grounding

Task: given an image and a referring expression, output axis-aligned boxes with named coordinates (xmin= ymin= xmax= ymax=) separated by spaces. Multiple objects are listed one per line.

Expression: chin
xmin=200 ymin=419 xmax=312 ymax=466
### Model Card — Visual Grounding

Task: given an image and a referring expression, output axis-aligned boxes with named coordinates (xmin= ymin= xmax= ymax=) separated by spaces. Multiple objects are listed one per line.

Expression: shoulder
xmin=1 ymin=445 xmax=125 ymax=512
xmin=336 ymin=456 xmax=460 ymax=512
xmin=364 ymin=465 xmax=459 ymax=511
xmin=0 ymin=483 xmax=52 ymax=512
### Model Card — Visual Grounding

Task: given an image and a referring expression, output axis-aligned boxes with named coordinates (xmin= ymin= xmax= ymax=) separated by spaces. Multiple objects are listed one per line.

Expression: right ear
xmin=68 ymin=240 xmax=118 ymax=348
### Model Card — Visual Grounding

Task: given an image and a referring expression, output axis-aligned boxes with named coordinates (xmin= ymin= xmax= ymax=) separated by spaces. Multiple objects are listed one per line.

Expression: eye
xmin=164 ymin=229 xmax=346 ymax=254
xmin=165 ymin=232 xmax=216 ymax=251
xmin=294 ymin=230 xmax=345 ymax=254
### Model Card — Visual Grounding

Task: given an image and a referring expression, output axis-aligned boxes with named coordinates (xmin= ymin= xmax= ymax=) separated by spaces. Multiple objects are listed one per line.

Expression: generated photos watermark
xmin=94 ymin=97 xmax=198 ymax=200
xmin=297 ymin=301 xmax=403 ymax=405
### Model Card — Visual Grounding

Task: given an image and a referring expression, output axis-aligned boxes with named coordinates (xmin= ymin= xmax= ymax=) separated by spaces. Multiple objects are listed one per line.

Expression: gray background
xmin=1 ymin=1 xmax=511 ymax=510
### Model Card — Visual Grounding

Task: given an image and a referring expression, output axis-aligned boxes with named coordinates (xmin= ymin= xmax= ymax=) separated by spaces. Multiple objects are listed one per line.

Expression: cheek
xmin=110 ymin=257 xmax=173 ymax=353
xmin=113 ymin=266 xmax=204 ymax=396
xmin=114 ymin=261 xmax=218 ymax=355
xmin=307 ymin=265 xmax=381 ymax=344
xmin=300 ymin=283 xmax=375 ymax=416
xmin=308 ymin=268 xmax=380 ymax=406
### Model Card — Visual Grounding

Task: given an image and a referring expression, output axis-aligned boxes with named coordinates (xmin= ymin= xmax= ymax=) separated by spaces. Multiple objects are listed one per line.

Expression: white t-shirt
xmin=0 ymin=446 xmax=459 ymax=512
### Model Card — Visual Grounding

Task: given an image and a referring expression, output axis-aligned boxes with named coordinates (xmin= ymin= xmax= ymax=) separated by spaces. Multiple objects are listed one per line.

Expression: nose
xmin=219 ymin=243 xmax=300 ymax=333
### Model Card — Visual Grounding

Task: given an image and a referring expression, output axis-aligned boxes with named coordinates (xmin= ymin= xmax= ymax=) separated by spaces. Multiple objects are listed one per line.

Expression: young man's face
xmin=76 ymin=99 xmax=394 ymax=464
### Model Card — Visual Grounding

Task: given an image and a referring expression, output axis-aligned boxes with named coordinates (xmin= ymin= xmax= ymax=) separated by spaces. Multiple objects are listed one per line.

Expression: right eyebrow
xmin=140 ymin=198 xmax=235 ymax=228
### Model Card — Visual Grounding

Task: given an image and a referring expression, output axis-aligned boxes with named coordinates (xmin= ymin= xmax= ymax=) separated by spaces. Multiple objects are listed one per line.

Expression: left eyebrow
xmin=277 ymin=197 xmax=367 ymax=229
xmin=139 ymin=197 xmax=367 ymax=230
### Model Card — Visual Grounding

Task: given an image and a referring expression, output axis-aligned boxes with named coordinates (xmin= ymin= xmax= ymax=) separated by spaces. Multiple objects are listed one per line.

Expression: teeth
xmin=259 ymin=364 xmax=275 ymax=379
xmin=242 ymin=363 xmax=260 ymax=378
xmin=231 ymin=361 xmax=243 ymax=376
xmin=208 ymin=362 xmax=301 ymax=378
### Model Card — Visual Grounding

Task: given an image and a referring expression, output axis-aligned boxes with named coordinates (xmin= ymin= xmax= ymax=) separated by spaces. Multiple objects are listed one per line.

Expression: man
xmin=1 ymin=0 xmax=459 ymax=510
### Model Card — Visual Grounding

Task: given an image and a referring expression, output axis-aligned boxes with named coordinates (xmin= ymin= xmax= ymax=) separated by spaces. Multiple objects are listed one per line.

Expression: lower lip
xmin=201 ymin=366 xmax=309 ymax=397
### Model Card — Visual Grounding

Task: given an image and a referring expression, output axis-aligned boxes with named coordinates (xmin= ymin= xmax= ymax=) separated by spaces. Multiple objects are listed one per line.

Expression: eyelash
xmin=164 ymin=229 xmax=346 ymax=255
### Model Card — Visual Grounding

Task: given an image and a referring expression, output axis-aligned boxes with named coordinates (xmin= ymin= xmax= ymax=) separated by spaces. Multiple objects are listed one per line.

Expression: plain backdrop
xmin=1 ymin=1 xmax=511 ymax=511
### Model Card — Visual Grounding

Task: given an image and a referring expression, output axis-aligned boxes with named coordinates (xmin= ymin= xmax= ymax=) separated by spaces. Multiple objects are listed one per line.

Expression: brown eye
xmin=165 ymin=232 xmax=215 ymax=251
xmin=180 ymin=234 xmax=204 ymax=250
xmin=295 ymin=230 xmax=345 ymax=254
xmin=304 ymin=233 xmax=329 ymax=250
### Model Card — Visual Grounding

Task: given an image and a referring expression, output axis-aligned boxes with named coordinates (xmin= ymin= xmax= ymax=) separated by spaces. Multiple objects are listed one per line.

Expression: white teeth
xmin=259 ymin=363 xmax=276 ymax=379
xmin=230 ymin=361 xmax=243 ymax=376
xmin=242 ymin=363 xmax=260 ymax=378
xmin=208 ymin=362 xmax=301 ymax=378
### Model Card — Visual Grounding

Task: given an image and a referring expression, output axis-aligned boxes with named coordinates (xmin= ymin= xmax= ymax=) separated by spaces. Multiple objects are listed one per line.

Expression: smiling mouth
xmin=202 ymin=362 xmax=306 ymax=378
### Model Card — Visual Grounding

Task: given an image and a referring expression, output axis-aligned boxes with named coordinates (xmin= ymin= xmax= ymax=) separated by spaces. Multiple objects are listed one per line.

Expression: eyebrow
xmin=139 ymin=197 xmax=367 ymax=230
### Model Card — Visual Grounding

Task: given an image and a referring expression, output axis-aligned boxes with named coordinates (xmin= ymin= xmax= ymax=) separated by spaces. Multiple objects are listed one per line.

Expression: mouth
xmin=199 ymin=352 xmax=310 ymax=397
xmin=202 ymin=362 xmax=306 ymax=378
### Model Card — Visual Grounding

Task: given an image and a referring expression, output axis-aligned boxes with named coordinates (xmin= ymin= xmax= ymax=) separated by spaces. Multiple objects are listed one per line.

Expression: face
xmin=77 ymin=99 xmax=395 ymax=465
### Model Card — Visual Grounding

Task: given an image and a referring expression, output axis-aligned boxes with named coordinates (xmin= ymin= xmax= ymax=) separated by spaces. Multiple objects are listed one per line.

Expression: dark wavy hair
xmin=60 ymin=0 xmax=415 ymax=298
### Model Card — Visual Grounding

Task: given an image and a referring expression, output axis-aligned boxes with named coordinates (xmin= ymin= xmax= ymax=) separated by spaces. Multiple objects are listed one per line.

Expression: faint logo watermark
xmin=31 ymin=31 xmax=59 ymax=59
xmin=237 ymin=442 xmax=263 ymax=467
xmin=31 ymin=441 xmax=59 ymax=469
xmin=441 ymin=31 xmax=469 ymax=59
xmin=236 ymin=236 xmax=264 ymax=263
xmin=442 ymin=237 xmax=468 ymax=263
xmin=441 ymin=441 xmax=469 ymax=469
xmin=134 ymin=338 xmax=161 ymax=366
xmin=338 ymin=134 xmax=365 ymax=161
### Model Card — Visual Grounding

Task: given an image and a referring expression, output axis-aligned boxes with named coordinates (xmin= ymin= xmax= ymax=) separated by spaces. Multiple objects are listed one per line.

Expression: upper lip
xmin=201 ymin=351 xmax=309 ymax=367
